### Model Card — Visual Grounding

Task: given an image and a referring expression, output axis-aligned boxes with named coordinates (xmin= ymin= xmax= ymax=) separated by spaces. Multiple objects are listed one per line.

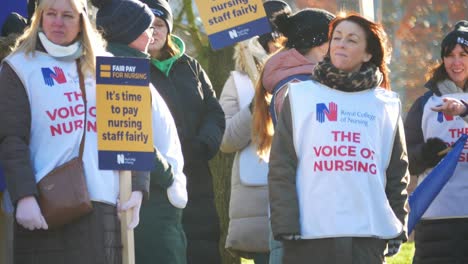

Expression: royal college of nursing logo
xmin=116 ymin=153 xmax=136 ymax=165
xmin=437 ymin=112 xmax=454 ymax=123
xmin=41 ymin=66 xmax=67 ymax=87
xmin=316 ymin=102 xmax=338 ymax=123
xmin=117 ymin=154 xmax=125 ymax=165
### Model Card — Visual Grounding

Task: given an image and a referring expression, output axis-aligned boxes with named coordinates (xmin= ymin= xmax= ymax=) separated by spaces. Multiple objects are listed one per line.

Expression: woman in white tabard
xmin=268 ymin=14 xmax=409 ymax=263
xmin=251 ymin=7 xmax=335 ymax=264
xmin=405 ymin=20 xmax=468 ymax=264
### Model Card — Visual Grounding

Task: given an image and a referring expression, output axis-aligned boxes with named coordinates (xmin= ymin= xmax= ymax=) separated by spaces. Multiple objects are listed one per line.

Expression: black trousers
xmin=413 ymin=218 xmax=468 ymax=264
xmin=282 ymin=237 xmax=386 ymax=264
xmin=14 ymin=202 xmax=122 ymax=264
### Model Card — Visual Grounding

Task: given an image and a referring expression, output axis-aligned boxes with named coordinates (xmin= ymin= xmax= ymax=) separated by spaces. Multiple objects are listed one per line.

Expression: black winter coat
xmin=404 ymin=80 xmax=439 ymax=175
xmin=149 ymin=54 xmax=225 ymax=262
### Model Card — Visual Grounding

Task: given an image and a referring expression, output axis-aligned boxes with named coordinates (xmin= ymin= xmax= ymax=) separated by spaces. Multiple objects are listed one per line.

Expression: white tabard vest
xmin=288 ymin=80 xmax=403 ymax=239
xmin=6 ymin=51 xmax=119 ymax=204
xmin=419 ymin=93 xmax=468 ymax=219
xmin=232 ymin=71 xmax=268 ymax=186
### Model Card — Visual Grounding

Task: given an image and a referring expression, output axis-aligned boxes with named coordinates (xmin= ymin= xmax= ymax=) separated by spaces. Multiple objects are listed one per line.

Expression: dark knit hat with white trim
xmin=141 ymin=0 xmax=173 ymax=33
xmin=91 ymin=0 xmax=154 ymax=44
xmin=441 ymin=20 xmax=468 ymax=58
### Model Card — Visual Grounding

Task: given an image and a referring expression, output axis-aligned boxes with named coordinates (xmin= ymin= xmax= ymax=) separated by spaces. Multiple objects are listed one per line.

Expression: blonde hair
xmin=252 ymin=69 xmax=274 ymax=160
xmin=13 ymin=0 xmax=106 ymax=75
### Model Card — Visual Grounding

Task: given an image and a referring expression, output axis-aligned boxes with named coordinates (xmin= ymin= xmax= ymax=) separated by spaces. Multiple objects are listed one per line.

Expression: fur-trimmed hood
xmin=233 ymin=38 xmax=269 ymax=83
xmin=0 ymin=34 xmax=19 ymax=61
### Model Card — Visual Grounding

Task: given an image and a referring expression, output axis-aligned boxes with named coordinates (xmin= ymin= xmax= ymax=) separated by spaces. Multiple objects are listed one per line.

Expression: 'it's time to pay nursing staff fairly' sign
xmin=96 ymin=56 xmax=155 ymax=171
xmin=194 ymin=0 xmax=272 ymax=50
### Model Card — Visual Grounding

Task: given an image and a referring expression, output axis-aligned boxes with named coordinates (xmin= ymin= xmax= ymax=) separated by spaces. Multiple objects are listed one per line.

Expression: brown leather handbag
xmin=37 ymin=60 xmax=93 ymax=229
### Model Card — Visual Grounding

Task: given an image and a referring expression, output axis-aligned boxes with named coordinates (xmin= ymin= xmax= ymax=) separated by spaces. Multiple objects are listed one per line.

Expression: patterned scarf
xmin=312 ymin=57 xmax=383 ymax=92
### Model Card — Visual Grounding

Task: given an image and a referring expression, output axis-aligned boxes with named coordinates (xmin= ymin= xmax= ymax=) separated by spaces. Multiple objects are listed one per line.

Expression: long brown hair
xmin=252 ymin=69 xmax=274 ymax=159
xmin=329 ymin=14 xmax=392 ymax=90
xmin=155 ymin=34 xmax=180 ymax=60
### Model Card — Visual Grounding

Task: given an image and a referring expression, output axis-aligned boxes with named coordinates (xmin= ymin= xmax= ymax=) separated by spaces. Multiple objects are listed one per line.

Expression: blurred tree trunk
xmin=336 ymin=0 xmax=360 ymax=12
xmin=210 ymin=152 xmax=237 ymax=264
xmin=206 ymin=47 xmax=239 ymax=264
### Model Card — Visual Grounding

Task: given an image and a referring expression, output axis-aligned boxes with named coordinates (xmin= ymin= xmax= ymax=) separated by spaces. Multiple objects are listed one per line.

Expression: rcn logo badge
xmin=117 ymin=154 xmax=125 ymax=165
xmin=316 ymin=102 xmax=338 ymax=123
xmin=116 ymin=153 xmax=136 ymax=166
xmin=41 ymin=66 xmax=67 ymax=86
xmin=437 ymin=112 xmax=454 ymax=123
xmin=228 ymin=29 xmax=238 ymax=39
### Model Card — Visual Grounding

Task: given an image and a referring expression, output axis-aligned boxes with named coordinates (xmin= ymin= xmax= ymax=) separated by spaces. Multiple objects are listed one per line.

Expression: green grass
xmin=241 ymin=242 xmax=415 ymax=264
xmin=387 ymin=241 xmax=415 ymax=264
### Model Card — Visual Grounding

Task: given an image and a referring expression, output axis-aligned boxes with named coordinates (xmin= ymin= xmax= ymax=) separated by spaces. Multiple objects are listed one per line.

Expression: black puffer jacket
xmin=150 ymin=53 xmax=225 ymax=194
xmin=150 ymin=51 xmax=225 ymax=263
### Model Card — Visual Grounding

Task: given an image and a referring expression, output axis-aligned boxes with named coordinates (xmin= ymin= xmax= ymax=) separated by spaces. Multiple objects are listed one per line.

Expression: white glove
xmin=15 ymin=196 xmax=48 ymax=230
xmin=118 ymin=191 xmax=143 ymax=230
xmin=167 ymin=178 xmax=187 ymax=209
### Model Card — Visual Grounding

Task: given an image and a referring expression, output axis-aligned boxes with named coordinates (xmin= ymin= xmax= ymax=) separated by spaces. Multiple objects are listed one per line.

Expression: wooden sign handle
xmin=120 ymin=170 xmax=135 ymax=264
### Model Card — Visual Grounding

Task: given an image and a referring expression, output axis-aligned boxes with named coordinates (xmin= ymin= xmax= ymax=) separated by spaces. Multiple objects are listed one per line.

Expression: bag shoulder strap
xmin=270 ymin=74 xmax=311 ymax=126
xmin=76 ymin=60 xmax=86 ymax=159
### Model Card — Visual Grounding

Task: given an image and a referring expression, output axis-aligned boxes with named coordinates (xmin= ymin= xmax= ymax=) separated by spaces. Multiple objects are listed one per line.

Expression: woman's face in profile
xmin=330 ymin=20 xmax=372 ymax=73
xmin=148 ymin=17 xmax=168 ymax=53
xmin=41 ymin=0 xmax=81 ymax=46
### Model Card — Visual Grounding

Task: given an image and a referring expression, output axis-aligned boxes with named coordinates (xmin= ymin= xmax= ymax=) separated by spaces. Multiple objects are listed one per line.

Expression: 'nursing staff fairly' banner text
xmin=194 ymin=0 xmax=272 ymax=50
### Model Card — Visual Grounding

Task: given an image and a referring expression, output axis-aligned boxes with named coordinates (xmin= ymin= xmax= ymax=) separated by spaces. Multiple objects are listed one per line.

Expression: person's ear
xmin=363 ymin=52 xmax=372 ymax=63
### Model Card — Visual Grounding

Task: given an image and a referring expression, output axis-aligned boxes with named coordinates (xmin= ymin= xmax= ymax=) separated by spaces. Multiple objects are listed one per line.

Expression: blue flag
xmin=408 ymin=134 xmax=468 ymax=234
xmin=0 ymin=166 xmax=5 ymax=192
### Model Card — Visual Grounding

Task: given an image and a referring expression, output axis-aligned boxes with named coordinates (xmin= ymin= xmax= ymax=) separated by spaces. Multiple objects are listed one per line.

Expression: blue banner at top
xmin=0 ymin=166 xmax=6 ymax=192
xmin=208 ymin=17 xmax=271 ymax=50
xmin=0 ymin=0 xmax=28 ymax=32
xmin=96 ymin=56 xmax=150 ymax=86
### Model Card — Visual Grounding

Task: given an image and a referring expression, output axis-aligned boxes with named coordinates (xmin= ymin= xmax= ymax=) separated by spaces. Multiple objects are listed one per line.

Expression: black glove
xmin=150 ymin=149 xmax=173 ymax=189
xmin=385 ymin=239 xmax=402 ymax=257
xmin=422 ymin=137 xmax=447 ymax=168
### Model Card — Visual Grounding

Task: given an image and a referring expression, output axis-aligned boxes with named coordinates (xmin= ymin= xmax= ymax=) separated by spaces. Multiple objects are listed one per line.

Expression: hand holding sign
xmin=118 ymin=191 xmax=143 ymax=229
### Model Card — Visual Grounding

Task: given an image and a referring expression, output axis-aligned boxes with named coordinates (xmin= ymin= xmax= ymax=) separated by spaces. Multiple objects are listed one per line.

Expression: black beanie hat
xmin=1 ymin=13 xmax=27 ymax=37
xmin=263 ymin=0 xmax=291 ymax=22
xmin=257 ymin=0 xmax=291 ymax=52
xmin=441 ymin=20 xmax=468 ymax=58
xmin=274 ymin=8 xmax=335 ymax=50
xmin=141 ymin=0 xmax=173 ymax=33
xmin=91 ymin=0 xmax=154 ymax=45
